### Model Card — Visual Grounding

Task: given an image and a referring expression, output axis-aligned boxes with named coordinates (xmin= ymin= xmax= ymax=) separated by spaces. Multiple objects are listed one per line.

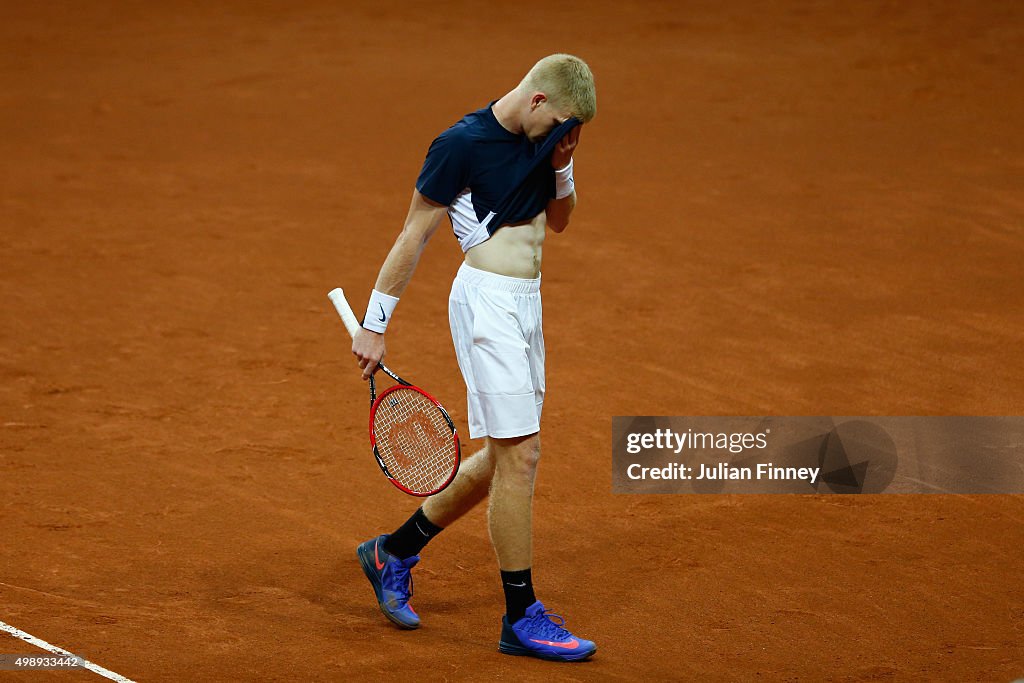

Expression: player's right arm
xmin=352 ymin=190 xmax=448 ymax=380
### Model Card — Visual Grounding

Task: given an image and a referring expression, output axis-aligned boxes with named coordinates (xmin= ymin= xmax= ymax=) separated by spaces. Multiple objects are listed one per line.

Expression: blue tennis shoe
xmin=356 ymin=534 xmax=420 ymax=629
xmin=499 ymin=600 xmax=596 ymax=661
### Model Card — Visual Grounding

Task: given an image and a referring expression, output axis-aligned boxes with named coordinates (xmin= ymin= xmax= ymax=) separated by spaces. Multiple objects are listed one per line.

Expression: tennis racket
xmin=328 ymin=288 xmax=461 ymax=497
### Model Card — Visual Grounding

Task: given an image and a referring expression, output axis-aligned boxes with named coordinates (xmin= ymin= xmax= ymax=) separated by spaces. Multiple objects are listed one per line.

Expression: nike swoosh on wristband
xmin=506 ymin=581 xmax=527 ymax=587
xmin=377 ymin=303 xmax=386 ymax=322
xmin=374 ymin=540 xmax=386 ymax=570
xmin=530 ymin=638 xmax=580 ymax=649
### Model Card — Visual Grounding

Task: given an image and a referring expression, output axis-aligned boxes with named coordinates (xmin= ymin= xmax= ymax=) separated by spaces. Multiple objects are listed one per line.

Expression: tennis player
xmin=352 ymin=54 xmax=597 ymax=662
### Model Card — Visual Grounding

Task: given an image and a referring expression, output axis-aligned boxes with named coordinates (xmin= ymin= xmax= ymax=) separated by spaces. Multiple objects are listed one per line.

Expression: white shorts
xmin=449 ymin=263 xmax=545 ymax=440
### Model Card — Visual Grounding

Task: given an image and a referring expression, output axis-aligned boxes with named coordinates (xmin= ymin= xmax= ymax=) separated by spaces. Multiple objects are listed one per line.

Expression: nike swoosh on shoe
xmin=530 ymin=638 xmax=580 ymax=649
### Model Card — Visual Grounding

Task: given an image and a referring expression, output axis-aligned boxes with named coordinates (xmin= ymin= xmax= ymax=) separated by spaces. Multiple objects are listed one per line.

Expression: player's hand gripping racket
xmin=328 ymin=288 xmax=461 ymax=497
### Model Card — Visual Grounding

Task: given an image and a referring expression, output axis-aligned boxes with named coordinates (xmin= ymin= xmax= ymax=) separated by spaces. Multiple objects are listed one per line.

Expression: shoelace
xmin=386 ymin=562 xmax=414 ymax=601
xmin=527 ymin=609 xmax=572 ymax=641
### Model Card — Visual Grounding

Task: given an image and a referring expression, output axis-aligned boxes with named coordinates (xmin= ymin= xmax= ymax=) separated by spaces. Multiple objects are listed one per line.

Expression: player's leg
xmin=486 ymin=283 xmax=546 ymax=582
xmin=488 ymin=432 xmax=596 ymax=661
xmin=487 ymin=283 xmax=594 ymax=661
xmin=422 ymin=442 xmax=495 ymax=527
xmin=488 ymin=432 xmax=540 ymax=623
xmin=487 ymin=432 xmax=539 ymax=573
xmin=356 ymin=446 xmax=495 ymax=630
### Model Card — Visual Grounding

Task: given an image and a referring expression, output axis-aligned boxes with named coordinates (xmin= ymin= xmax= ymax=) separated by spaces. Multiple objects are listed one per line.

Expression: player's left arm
xmin=545 ymin=125 xmax=581 ymax=233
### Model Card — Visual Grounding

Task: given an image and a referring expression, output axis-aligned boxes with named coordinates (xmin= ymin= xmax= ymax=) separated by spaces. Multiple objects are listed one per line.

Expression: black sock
xmin=382 ymin=508 xmax=444 ymax=559
xmin=501 ymin=568 xmax=536 ymax=623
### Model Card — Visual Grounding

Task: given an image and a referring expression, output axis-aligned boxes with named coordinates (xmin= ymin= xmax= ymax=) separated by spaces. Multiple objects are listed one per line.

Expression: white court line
xmin=0 ymin=619 xmax=136 ymax=682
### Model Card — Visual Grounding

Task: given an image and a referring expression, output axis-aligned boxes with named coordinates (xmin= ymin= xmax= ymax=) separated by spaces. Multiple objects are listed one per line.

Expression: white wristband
xmin=363 ymin=289 xmax=399 ymax=333
xmin=554 ymin=158 xmax=575 ymax=199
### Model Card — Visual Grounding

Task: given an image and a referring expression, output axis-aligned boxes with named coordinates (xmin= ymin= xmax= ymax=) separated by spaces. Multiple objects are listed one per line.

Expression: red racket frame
xmin=369 ymin=383 xmax=461 ymax=497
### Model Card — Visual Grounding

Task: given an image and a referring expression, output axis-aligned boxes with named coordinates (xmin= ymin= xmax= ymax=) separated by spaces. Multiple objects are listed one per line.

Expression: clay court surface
xmin=2 ymin=2 xmax=1023 ymax=681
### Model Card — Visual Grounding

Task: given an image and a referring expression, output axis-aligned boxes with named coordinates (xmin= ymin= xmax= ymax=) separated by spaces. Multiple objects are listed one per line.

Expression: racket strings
xmin=373 ymin=388 xmax=457 ymax=494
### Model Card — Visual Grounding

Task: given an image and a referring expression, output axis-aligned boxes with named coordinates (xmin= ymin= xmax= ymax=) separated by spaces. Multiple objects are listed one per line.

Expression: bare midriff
xmin=464 ymin=212 xmax=546 ymax=279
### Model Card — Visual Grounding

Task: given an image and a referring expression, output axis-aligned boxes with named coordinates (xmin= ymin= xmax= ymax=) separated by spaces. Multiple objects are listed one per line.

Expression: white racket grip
xmin=328 ymin=288 xmax=362 ymax=339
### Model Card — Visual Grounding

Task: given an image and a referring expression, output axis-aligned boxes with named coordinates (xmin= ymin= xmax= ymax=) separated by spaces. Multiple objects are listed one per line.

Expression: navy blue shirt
xmin=416 ymin=104 xmax=579 ymax=236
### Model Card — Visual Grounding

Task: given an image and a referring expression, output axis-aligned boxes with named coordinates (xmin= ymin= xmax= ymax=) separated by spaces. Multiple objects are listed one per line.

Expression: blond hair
xmin=522 ymin=54 xmax=596 ymax=123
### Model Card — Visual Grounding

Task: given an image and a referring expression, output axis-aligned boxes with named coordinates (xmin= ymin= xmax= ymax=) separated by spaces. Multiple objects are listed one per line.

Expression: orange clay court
xmin=1 ymin=2 xmax=1023 ymax=681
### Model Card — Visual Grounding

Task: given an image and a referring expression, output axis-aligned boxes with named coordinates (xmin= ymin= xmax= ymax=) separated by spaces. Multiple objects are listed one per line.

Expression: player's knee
xmin=515 ymin=440 xmax=541 ymax=473
xmin=492 ymin=433 xmax=541 ymax=478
